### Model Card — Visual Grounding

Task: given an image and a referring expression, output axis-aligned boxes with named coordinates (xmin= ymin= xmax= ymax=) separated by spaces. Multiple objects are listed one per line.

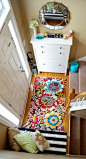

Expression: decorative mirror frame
xmin=39 ymin=2 xmax=70 ymax=30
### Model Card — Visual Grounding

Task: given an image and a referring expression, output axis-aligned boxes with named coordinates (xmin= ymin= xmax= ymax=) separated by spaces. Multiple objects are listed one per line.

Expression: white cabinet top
xmin=30 ymin=34 xmax=73 ymax=46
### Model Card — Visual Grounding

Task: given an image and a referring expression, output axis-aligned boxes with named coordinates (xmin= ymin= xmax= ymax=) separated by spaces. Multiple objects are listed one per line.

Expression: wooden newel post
xmin=65 ymin=88 xmax=75 ymax=113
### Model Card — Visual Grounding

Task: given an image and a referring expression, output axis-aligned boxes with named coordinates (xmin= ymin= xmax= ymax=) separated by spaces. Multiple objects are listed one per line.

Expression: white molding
xmin=20 ymin=88 xmax=30 ymax=127
xmin=76 ymin=56 xmax=86 ymax=61
xmin=0 ymin=96 xmax=22 ymax=119
xmin=0 ymin=115 xmax=17 ymax=128
xmin=68 ymin=56 xmax=86 ymax=65
xmin=0 ymin=96 xmax=23 ymax=127
xmin=8 ymin=0 xmax=32 ymax=84
xmin=0 ymin=0 xmax=10 ymax=31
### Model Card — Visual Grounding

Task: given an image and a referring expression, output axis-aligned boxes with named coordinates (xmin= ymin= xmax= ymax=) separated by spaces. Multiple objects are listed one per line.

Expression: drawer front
xmin=38 ymin=61 xmax=67 ymax=73
xmin=36 ymin=48 xmax=69 ymax=62
xmin=35 ymin=44 xmax=70 ymax=51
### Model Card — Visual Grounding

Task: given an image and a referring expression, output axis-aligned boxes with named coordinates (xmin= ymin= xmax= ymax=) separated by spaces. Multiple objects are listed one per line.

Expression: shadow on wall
xmin=69 ymin=33 xmax=86 ymax=62
xmin=69 ymin=34 xmax=79 ymax=62
xmin=75 ymin=40 xmax=86 ymax=60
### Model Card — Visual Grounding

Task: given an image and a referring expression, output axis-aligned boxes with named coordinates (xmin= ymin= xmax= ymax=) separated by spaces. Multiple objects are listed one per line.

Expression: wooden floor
xmin=23 ymin=72 xmax=70 ymax=153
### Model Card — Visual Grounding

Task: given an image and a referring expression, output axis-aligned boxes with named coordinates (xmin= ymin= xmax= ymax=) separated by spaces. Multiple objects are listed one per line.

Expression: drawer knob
xmin=43 ymin=63 xmax=46 ymax=65
xmin=60 ymin=52 xmax=61 ymax=54
xmin=59 ymin=64 xmax=63 ymax=66
xmin=42 ymin=51 xmax=43 ymax=53
xmin=60 ymin=47 xmax=62 ymax=49
xmin=41 ymin=46 xmax=44 ymax=48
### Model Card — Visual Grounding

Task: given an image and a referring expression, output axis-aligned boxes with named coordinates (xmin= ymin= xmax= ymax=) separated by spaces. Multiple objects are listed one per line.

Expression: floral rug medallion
xmin=27 ymin=77 xmax=67 ymax=131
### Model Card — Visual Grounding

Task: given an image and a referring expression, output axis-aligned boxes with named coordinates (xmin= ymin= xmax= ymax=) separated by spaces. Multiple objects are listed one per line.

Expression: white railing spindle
xmin=75 ymin=98 xmax=79 ymax=107
xmin=80 ymin=97 xmax=85 ymax=105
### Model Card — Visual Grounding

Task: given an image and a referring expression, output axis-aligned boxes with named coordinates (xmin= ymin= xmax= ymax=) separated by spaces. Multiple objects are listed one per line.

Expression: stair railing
xmin=65 ymin=88 xmax=86 ymax=113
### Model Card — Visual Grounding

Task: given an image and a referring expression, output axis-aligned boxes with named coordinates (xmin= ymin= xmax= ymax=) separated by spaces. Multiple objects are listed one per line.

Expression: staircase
xmin=68 ymin=61 xmax=86 ymax=156
xmin=68 ymin=61 xmax=86 ymax=112
xmin=69 ymin=61 xmax=86 ymax=102
xmin=70 ymin=115 xmax=86 ymax=155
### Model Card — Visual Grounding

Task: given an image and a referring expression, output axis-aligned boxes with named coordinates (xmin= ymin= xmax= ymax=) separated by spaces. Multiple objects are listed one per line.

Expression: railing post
xmin=75 ymin=98 xmax=79 ymax=107
xmin=80 ymin=97 xmax=85 ymax=105
xmin=67 ymin=89 xmax=86 ymax=113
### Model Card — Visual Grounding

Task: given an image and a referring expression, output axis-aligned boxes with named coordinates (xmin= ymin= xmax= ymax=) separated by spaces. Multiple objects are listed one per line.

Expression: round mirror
xmin=39 ymin=2 xmax=70 ymax=30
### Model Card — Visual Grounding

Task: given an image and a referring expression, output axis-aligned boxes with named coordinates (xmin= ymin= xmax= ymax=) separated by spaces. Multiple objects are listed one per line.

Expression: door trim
xmin=9 ymin=2 xmax=32 ymax=84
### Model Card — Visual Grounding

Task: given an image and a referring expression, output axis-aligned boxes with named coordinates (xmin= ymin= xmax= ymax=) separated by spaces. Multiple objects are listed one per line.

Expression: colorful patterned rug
xmin=27 ymin=77 xmax=67 ymax=131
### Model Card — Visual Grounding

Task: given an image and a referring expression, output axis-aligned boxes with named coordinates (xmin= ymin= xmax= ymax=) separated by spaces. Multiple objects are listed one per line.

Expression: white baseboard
xmin=69 ymin=56 xmax=86 ymax=65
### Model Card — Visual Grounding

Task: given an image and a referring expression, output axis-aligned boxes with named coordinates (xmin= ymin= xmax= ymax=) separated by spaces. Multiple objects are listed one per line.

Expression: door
xmin=0 ymin=1 xmax=32 ymax=117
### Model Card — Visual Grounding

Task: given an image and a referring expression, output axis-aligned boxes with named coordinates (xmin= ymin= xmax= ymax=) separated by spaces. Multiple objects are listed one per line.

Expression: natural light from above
xmin=8 ymin=20 xmax=29 ymax=78
xmin=0 ymin=1 xmax=2 ymax=11
xmin=0 ymin=0 xmax=10 ymax=30
xmin=0 ymin=103 xmax=19 ymax=126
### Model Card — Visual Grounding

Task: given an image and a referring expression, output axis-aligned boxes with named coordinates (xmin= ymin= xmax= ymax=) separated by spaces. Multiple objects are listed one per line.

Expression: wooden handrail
xmin=74 ymin=91 xmax=86 ymax=99
xmin=65 ymin=89 xmax=86 ymax=113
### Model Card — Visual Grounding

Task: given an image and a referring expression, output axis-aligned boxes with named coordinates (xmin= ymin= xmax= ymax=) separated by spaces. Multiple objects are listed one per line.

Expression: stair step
xmin=69 ymin=61 xmax=86 ymax=103
xmin=71 ymin=110 xmax=86 ymax=118
xmin=70 ymin=115 xmax=86 ymax=155
xmin=80 ymin=119 xmax=86 ymax=155
xmin=79 ymin=61 xmax=86 ymax=93
xmin=70 ymin=116 xmax=80 ymax=155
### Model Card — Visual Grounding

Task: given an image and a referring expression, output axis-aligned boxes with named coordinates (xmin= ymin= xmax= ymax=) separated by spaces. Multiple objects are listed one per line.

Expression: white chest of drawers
xmin=30 ymin=34 xmax=73 ymax=75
